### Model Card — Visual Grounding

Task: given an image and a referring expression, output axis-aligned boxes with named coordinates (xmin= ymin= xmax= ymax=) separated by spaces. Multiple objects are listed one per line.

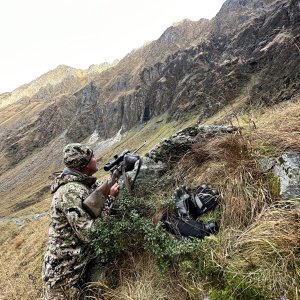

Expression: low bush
xmin=90 ymin=190 xmax=200 ymax=276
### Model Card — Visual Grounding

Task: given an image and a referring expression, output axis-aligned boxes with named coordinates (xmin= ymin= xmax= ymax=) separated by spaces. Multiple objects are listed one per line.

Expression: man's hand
xmin=109 ymin=183 xmax=120 ymax=198
xmin=101 ymin=183 xmax=119 ymax=216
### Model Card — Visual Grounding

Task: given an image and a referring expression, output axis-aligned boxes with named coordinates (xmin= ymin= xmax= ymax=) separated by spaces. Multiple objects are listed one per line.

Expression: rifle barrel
xmin=132 ymin=141 xmax=146 ymax=154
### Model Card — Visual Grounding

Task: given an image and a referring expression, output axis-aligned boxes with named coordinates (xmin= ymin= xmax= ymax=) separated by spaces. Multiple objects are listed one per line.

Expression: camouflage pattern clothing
xmin=42 ymin=167 xmax=102 ymax=299
xmin=63 ymin=143 xmax=93 ymax=169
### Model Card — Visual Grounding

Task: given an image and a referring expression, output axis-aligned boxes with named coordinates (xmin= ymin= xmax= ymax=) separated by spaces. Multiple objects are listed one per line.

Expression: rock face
xmin=258 ymin=152 xmax=300 ymax=200
xmin=126 ymin=157 xmax=167 ymax=188
xmin=0 ymin=0 xmax=299 ymax=172
xmin=274 ymin=153 xmax=300 ymax=200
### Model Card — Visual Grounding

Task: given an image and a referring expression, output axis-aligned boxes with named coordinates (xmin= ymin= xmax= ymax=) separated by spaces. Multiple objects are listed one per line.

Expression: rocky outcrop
xmin=147 ymin=124 xmax=239 ymax=164
xmin=125 ymin=125 xmax=239 ymax=190
xmin=259 ymin=152 xmax=300 ymax=200
xmin=126 ymin=157 xmax=166 ymax=188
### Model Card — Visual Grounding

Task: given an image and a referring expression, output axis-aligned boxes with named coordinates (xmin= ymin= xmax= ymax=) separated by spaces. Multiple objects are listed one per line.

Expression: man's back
xmin=43 ymin=169 xmax=96 ymax=289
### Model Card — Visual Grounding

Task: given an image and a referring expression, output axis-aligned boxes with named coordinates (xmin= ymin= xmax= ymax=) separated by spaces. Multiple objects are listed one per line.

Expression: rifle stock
xmin=97 ymin=169 xmax=120 ymax=198
xmin=82 ymin=169 xmax=120 ymax=218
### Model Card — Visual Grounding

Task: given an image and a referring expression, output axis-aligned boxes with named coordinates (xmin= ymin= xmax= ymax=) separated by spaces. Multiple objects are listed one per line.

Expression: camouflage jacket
xmin=43 ymin=168 xmax=102 ymax=289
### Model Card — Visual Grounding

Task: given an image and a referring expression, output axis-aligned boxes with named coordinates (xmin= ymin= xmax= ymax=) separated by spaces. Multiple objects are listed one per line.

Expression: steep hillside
xmin=63 ymin=0 xmax=300 ymax=142
xmin=2 ymin=0 xmax=299 ymax=177
xmin=0 ymin=1 xmax=300 ymax=297
xmin=1 ymin=97 xmax=299 ymax=300
xmin=0 ymin=62 xmax=118 ymax=172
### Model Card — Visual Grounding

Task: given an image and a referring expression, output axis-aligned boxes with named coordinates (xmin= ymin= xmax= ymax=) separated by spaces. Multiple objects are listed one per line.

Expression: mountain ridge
xmin=0 ymin=0 xmax=299 ymax=209
xmin=1 ymin=1 xmax=300 ymax=298
xmin=0 ymin=62 xmax=119 ymax=109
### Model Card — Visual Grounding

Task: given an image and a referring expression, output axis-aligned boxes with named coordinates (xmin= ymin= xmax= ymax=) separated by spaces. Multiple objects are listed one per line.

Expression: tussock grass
xmin=175 ymin=133 xmax=272 ymax=229
xmin=169 ymin=98 xmax=300 ymax=299
xmin=234 ymin=98 xmax=300 ymax=155
xmin=214 ymin=201 xmax=300 ymax=299
xmin=99 ymin=254 xmax=185 ymax=300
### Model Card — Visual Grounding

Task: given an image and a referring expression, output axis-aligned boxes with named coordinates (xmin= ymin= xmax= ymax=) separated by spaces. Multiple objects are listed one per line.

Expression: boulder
xmin=274 ymin=153 xmax=300 ymax=200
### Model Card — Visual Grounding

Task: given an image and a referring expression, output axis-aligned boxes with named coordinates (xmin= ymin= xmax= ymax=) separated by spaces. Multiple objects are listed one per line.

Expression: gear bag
xmin=175 ymin=185 xmax=220 ymax=219
xmin=161 ymin=212 xmax=218 ymax=240
xmin=161 ymin=184 xmax=220 ymax=239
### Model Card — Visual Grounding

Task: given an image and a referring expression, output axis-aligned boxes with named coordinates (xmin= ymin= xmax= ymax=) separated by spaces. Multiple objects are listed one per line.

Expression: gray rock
xmin=257 ymin=157 xmax=277 ymax=173
xmin=274 ymin=153 xmax=300 ymax=200
xmin=126 ymin=156 xmax=167 ymax=187
xmin=147 ymin=124 xmax=239 ymax=163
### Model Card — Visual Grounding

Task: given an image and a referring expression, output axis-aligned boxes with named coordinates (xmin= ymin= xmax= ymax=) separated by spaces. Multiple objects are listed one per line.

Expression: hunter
xmin=42 ymin=143 xmax=119 ymax=300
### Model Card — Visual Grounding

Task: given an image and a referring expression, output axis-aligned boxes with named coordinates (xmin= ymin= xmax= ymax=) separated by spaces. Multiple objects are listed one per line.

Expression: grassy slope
xmin=0 ymin=98 xmax=299 ymax=299
xmin=0 ymin=113 xmax=198 ymax=299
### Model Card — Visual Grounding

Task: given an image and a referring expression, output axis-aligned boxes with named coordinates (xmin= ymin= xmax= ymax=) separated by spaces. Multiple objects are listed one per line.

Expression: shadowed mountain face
xmin=0 ymin=0 xmax=299 ymax=175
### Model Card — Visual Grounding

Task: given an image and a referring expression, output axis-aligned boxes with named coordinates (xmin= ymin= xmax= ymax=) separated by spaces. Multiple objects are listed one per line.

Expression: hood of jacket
xmin=50 ymin=167 xmax=97 ymax=194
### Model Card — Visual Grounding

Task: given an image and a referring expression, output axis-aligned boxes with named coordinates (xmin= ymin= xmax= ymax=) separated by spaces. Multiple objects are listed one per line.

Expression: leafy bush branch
xmin=90 ymin=190 xmax=200 ymax=274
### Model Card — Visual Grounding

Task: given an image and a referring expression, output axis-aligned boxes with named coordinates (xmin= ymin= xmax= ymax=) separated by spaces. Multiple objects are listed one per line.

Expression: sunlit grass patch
xmin=0 ymin=218 xmax=48 ymax=300
xmin=0 ymin=221 xmax=19 ymax=245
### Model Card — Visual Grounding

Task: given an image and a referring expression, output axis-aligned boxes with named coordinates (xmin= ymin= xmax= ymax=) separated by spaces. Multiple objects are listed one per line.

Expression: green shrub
xmin=90 ymin=190 xmax=200 ymax=274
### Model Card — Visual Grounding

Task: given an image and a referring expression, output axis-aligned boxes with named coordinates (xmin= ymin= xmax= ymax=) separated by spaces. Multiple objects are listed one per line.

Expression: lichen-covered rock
xmin=126 ymin=156 xmax=167 ymax=187
xmin=258 ymin=152 xmax=300 ymax=200
xmin=147 ymin=124 xmax=239 ymax=163
xmin=274 ymin=153 xmax=300 ymax=200
xmin=257 ymin=157 xmax=277 ymax=173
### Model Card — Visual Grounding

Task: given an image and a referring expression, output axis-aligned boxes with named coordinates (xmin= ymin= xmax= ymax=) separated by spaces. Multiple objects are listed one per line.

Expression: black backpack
xmin=161 ymin=184 xmax=220 ymax=239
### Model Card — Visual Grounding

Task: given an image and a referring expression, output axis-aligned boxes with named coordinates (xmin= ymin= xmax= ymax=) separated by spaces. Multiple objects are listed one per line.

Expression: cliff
xmin=1 ymin=0 xmax=299 ymax=176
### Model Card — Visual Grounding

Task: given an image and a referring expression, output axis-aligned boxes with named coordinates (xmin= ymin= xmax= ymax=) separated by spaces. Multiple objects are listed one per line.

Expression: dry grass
xmin=174 ymin=133 xmax=272 ymax=229
xmin=0 ymin=222 xmax=19 ymax=245
xmin=0 ymin=134 xmax=64 ymax=218
xmin=0 ymin=217 xmax=48 ymax=300
xmin=100 ymin=254 xmax=186 ymax=300
xmin=220 ymin=201 xmax=300 ymax=298
xmin=234 ymin=98 xmax=300 ymax=154
xmin=167 ymin=98 xmax=300 ymax=298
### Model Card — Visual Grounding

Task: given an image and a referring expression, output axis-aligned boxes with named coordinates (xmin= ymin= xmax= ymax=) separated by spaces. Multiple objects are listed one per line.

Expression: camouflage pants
xmin=42 ymin=260 xmax=106 ymax=300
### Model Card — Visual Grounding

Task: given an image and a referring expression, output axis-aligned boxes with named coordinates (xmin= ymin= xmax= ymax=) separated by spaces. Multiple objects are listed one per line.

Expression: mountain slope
xmin=1 ymin=0 xmax=300 ymax=298
xmin=0 ymin=0 xmax=299 ymax=215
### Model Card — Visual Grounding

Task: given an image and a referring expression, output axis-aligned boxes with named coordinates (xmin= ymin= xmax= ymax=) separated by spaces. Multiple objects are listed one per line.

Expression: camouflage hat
xmin=63 ymin=143 xmax=93 ymax=169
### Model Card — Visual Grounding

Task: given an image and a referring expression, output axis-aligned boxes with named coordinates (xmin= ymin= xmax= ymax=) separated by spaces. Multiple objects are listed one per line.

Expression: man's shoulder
xmin=60 ymin=180 xmax=89 ymax=191
xmin=53 ymin=182 xmax=88 ymax=209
